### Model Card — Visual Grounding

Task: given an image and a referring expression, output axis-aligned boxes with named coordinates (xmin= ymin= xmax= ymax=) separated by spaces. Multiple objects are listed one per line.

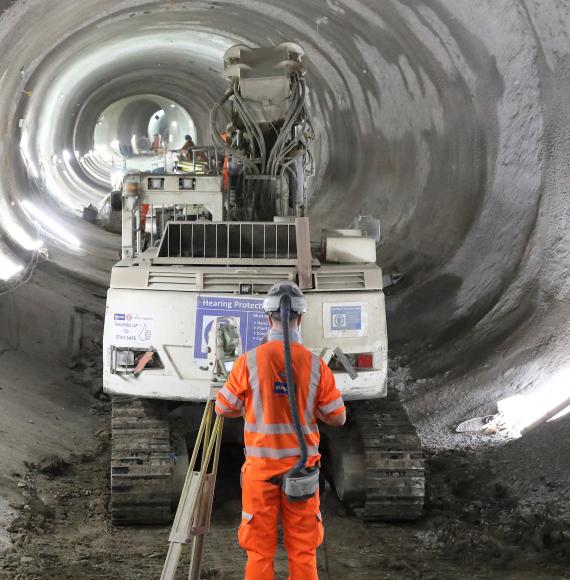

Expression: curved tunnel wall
xmin=0 ymin=0 xmax=568 ymax=433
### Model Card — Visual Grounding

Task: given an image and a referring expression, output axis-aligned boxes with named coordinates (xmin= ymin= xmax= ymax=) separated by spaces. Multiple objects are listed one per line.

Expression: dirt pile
xmin=425 ymin=446 xmax=570 ymax=567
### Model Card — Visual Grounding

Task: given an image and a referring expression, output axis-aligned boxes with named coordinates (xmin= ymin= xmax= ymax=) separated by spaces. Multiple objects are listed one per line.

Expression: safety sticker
xmin=273 ymin=372 xmax=289 ymax=396
xmin=323 ymin=302 xmax=368 ymax=338
xmin=112 ymin=313 xmax=154 ymax=346
xmin=193 ymin=295 xmax=270 ymax=363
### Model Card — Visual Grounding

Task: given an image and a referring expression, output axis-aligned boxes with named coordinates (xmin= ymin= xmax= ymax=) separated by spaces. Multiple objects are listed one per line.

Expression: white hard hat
xmin=263 ymin=281 xmax=307 ymax=314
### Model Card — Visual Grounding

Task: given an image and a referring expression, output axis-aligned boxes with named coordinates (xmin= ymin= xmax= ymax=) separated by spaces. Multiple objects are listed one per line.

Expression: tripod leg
xmin=188 ymin=418 xmax=224 ymax=580
xmin=161 ymin=543 xmax=184 ymax=580
xmin=188 ymin=475 xmax=213 ymax=579
xmin=161 ymin=403 xmax=213 ymax=580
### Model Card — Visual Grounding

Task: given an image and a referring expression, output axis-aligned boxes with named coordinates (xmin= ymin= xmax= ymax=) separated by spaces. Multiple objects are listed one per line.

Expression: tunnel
xmin=0 ymin=0 xmax=569 ymax=577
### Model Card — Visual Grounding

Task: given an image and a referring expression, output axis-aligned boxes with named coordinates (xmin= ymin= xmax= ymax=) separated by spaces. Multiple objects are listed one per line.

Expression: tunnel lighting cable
xmin=21 ymin=200 xmax=81 ymax=249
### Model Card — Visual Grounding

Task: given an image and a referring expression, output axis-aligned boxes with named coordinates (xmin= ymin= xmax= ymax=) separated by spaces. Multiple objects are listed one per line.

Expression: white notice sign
xmin=112 ymin=312 xmax=154 ymax=346
xmin=323 ymin=302 xmax=368 ymax=338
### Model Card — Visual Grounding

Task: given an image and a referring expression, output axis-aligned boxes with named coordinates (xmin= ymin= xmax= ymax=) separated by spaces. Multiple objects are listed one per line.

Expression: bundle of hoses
xmin=280 ymin=295 xmax=320 ymax=501
xmin=209 ymin=76 xmax=314 ymax=183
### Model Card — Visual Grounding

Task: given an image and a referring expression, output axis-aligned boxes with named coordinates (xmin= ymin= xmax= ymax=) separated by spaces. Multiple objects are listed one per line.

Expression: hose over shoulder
xmin=280 ymin=296 xmax=308 ymax=472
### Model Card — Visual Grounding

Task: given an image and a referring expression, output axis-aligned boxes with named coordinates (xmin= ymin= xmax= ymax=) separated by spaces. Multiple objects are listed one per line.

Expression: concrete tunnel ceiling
xmin=0 ymin=0 xmax=569 ymax=435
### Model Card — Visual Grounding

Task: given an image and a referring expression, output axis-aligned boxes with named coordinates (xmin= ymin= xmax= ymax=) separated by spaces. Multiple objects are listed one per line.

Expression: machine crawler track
xmin=111 ymin=397 xmax=174 ymax=525
xmin=351 ymin=395 xmax=425 ymax=521
xmin=324 ymin=393 xmax=425 ymax=521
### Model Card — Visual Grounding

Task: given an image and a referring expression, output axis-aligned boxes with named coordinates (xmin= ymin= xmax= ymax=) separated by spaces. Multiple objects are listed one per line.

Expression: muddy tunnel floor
xmin=1 ymin=391 xmax=570 ymax=580
xmin=2 ymin=438 xmax=570 ymax=580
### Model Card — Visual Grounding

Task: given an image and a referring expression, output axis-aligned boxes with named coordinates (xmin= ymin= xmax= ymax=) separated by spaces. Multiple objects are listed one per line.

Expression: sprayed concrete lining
xmin=0 ymin=0 xmax=568 ymax=447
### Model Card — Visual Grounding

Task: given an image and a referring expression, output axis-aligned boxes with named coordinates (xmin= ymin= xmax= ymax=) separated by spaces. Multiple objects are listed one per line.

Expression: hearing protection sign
xmin=193 ymin=295 xmax=270 ymax=362
xmin=323 ymin=302 xmax=368 ymax=338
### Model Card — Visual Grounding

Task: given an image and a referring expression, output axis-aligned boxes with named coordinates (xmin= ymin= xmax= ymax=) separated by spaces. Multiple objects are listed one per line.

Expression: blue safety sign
xmin=193 ymin=295 xmax=270 ymax=361
xmin=330 ymin=305 xmax=362 ymax=331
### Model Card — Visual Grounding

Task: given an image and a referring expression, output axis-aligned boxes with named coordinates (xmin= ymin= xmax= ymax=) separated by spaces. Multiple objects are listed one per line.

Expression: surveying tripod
xmin=160 ymin=393 xmax=224 ymax=580
xmin=161 ymin=316 xmax=240 ymax=579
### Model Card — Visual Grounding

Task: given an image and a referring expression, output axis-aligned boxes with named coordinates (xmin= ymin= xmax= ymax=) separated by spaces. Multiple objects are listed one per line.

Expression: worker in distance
xmin=216 ymin=281 xmax=346 ymax=579
xmin=180 ymin=133 xmax=196 ymax=160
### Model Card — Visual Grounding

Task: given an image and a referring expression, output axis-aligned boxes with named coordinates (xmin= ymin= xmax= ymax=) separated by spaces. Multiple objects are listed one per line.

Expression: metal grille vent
xmin=202 ymin=271 xmax=290 ymax=293
xmin=146 ymin=269 xmax=295 ymax=292
xmin=156 ymin=222 xmax=297 ymax=260
xmin=148 ymin=271 xmax=198 ymax=290
xmin=314 ymin=270 xmax=366 ymax=290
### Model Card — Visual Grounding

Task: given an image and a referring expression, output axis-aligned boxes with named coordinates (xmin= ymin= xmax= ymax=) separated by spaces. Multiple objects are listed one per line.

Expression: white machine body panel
xmin=103 ymin=277 xmax=387 ymax=402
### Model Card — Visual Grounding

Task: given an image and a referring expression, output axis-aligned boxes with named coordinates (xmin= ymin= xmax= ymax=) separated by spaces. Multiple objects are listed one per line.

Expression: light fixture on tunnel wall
xmin=19 ymin=130 xmax=39 ymax=180
xmin=0 ymin=252 xmax=24 ymax=281
xmin=497 ymin=367 xmax=570 ymax=435
xmin=3 ymin=216 xmax=43 ymax=251
xmin=21 ymin=200 xmax=81 ymax=249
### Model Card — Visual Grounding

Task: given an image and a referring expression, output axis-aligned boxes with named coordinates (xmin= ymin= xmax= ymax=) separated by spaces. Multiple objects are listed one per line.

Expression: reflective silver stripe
xmin=245 ymin=421 xmax=318 ymax=435
xmin=216 ymin=397 xmax=233 ymax=412
xmin=247 ymin=348 xmax=265 ymax=424
xmin=245 ymin=445 xmax=320 ymax=459
xmin=305 ymin=354 xmax=321 ymax=425
xmin=242 ymin=511 xmax=253 ymax=521
xmin=319 ymin=397 xmax=344 ymax=415
xmin=221 ymin=386 xmax=243 ymax=409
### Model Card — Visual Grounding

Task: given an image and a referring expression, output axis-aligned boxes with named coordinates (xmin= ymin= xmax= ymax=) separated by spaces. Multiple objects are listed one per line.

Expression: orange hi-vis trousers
xmin=239 ymin=473 xmax=324 ymax=580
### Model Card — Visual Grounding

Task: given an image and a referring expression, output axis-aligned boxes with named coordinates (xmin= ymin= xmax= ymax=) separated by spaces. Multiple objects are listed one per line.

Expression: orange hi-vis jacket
xmin=216 ymin=337 xmax=345 ymax=481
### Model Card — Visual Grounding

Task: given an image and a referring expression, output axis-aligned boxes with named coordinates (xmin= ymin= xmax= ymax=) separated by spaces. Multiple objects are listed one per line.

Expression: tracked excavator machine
xmin=102 ymin=43 xmax=424 ymax=524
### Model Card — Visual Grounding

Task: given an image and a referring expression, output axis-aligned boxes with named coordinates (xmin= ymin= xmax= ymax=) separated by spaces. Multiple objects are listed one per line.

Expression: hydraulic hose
xmin=280 ymin=295 xmax=308 ymax=473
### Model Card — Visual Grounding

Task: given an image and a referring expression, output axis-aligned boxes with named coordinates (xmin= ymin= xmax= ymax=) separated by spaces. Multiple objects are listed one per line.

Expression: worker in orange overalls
xmin=180 ymin=134 xmax=196 ymax=161
xmin=220 ymin=131 xmax=230 ymax=193
xmin=215 ymin=281 xmax=346 ymax=580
